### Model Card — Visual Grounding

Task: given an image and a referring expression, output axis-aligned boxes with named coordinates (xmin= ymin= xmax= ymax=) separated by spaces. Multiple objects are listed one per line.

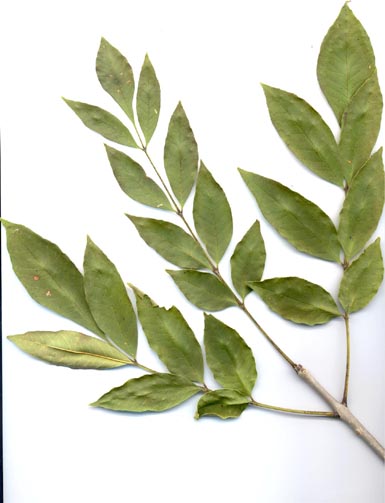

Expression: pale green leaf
xmin=96 ymin=38 xmax=135 ymax=121
xmin=8 ymin=331 xmax=132 ymax=369
xmin=195 ymin=389 xmax=250 ymax=419
xmin=204 ymin=314 xmax=257 ymax=394
xmin=167 ymin=270 xmax=237 ymax=311
xmin=164 ymin=102 xmax=198 ymax=206
xmin=317 ymin=4 xmax=376 ymax=125
xmin=339 ymin=149 xmax=384 ymax=261
xmin=230 ymin=220 xmax=266 ymax=299
xmin=339 ymin=239 xmax=384 ymax=313
xmin=339 ymin=71 xmax=382 ymax=181
xmin=83 ymin=238 xmax=137 ymax=356
xmin=105 ymin=145 xmax=172 ymax=210
xmin=193 ymin=163 xmax=233 ymax=264
xmin=249 ymin=277 xmax=341 ymax=325
xmin=135 ymin=293 xmax=204 ymax=382
xmin=2 ymin=220 xmax=103 ymax=337
xmin=91 ymin=373 xmax=200 ymax=411
xmin=239 ymin=170 xmax=341 ymax=262
xmin=127 ymin=216 xmax=210 ymax=269
xmin=63 ymin=99 xmax=138 ymax=148
xmin=262 ymin=85 xmax=344 ymax=187
xmin=136 ymin=54 xmax=160 ymax=144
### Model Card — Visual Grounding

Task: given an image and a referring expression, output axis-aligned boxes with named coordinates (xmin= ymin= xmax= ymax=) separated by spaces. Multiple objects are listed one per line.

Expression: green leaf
xmin=8 ymin=331 xmax=132 ymax=369
xmin=91 ymin=373 xmax=200 ymax=412
xmin=239 ymin=170 xmax=341 ymax=262
xmin=136 ymin=54 xmax=160 ymax=144
xmin=167 ymin=270 xmax=237 ymax=311
xmin=262 ymin=85 xmax=344 ymax=187
xmin=105 ymin=145 xmax=172 ymax=210
xmin=83 ymin=238 xmax=137 ymax=356
xmin=339 ymin=149 xmax=385 ymax=261
xmin=230 ymin=220 xmax=266 ymax=299
xmin=135 ymin=293 xmax=204 ymax=382
xmin=339 ymin=239 xmax=384 ymax=313
xmin=2 ymin=220 xmax=103 ymax=337
xmin=317 ymin=4 xmax=376 ymax=125
xmin=249 ymin=277 xmax=341 ymax=325
xmin=96 ymin=38 xmax=135 ymax=121
xmin=63 ymin=99 xmax=138 ymax=148
xmin=127 ymin=216 xmax=210 ymax=269
xmin=164 ymin=102 xmax=199 ymax=206
xmin=195 ymin=389 xmax=250 ymax=419
xmin=193 ymin=163 xmax=233 ymax=264
xmin=339 ymin=71 xmax=383 ymax=181
xmin=204 ymin=314 xmax=257 ymax=395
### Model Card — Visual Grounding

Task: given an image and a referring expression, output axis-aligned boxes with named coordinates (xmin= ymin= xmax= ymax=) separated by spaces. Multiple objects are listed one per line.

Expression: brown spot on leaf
xmin=33 ymin=275 xmax=40 ymax=281
xmin=46 ymin=290 xmax=52 ymax=297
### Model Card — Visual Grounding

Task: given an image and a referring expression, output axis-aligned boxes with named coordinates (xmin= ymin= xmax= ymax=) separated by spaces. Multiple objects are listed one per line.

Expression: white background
xmin=1 ymin=1 xmax=385 ymax=502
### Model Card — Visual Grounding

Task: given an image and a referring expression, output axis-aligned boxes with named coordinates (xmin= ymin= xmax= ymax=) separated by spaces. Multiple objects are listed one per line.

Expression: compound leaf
xmin=105 ymin=145 xmax=172 ymax=210
xmin=63 ymin=99 xmax=138 ymax=148
xmin=2 ymin=220 xmax=103 ymax=337
xmin=164 ymin=102 xmax=198 ymax=206
xmin=96 ymin=38 xmax=135 ymax=121
xmin=193 ymin=163 xmax=233 ymax=264
xmin=195 ymin=389 xmax=250 ymax=419
xmin=239 ymin=170 xmax=341 ymax=262
xmin=8 ymin=331 xmax=132 ymax=369
xmin=262 ymin=84 xmax=344 ymax=187
xmin=204 ymin=314 xmax=257 ymax=395
xmin=136 ymin=54 xmax=161 ymax=144
xmin=339 ymin=239 xmax=384 ymax=313
xmin=339 ymin=149 xmax=384 ymax=261
xmin=135 ymin=293 xmax=204 ymax=382
xmin=230 ymin=220 xmax=266 ymax=299
xmin=249 ymin=277 xmax=341 ymax=325
xmin=317 ymin=4 xmax=376 ymax=125
xmin=167 ymin=270 xmax=237 ymax=311
xmin=91 ymin=373 xmax=200 ymax=412
xmin=127 ymin=216 xmax=210 ymax=269
xmin=83 ymin=238 xmax=137 ymax=357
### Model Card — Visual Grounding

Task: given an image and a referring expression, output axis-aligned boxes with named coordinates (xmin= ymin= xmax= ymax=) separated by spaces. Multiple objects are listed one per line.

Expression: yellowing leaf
xmin=8 ymin=331 xmax=132 ymax=369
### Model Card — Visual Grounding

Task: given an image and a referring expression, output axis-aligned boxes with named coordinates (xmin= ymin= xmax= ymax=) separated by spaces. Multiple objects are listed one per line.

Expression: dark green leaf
xmin=136 ymin=54 xmax=160 ymax=144
xmin=339 ymin=71 xmax=382 ymax=181
xmin=105 ymin=145 xmax=172 ymax=210
xmin=262 ymin=85 xmax=344 ymax=187
xmin=127 ymin=216 xmax=210 ymax=269
xmin=63 ymin=99 xmax=138 ymax=148
xmin=239 ymin=170 xmax=341 ymax=262
xmin=167 ymin=270 xmax=237 ymax=311
xmin=8 ymin=331 xmax=132 ymax=369
xmin=195 ymin=389 xmax=250 ymax=419
xmin=317 ymin=4 xmax=376 ymax=125
xmin=230 ymin=220 xmax=266 ymax=299
xmin=249 ymin=277 xmax=341 ymax=325
xmin=204 ymin=314 xmax=257 ymax=394
xmin=96 ymin=38 xmax=135 ymax=121
xmin=83 ymin=238 xmax=137 ymax=356
xmin=339 ymin=149 xmax=384 ymax=261
xmin=91 ymin=373 xmax=200 ymax=412
xmin=193 ymin=163 xmax=233 ymax=264
xmin=164 ymin=102 xmax=198 ymax=206
xmin=2 ymin=220 xmax=103 ymax=337
xmin=339 ymin=239 xmax=384 ymax=313
xmin=135 ymin=293 xmax=204 ymax=382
